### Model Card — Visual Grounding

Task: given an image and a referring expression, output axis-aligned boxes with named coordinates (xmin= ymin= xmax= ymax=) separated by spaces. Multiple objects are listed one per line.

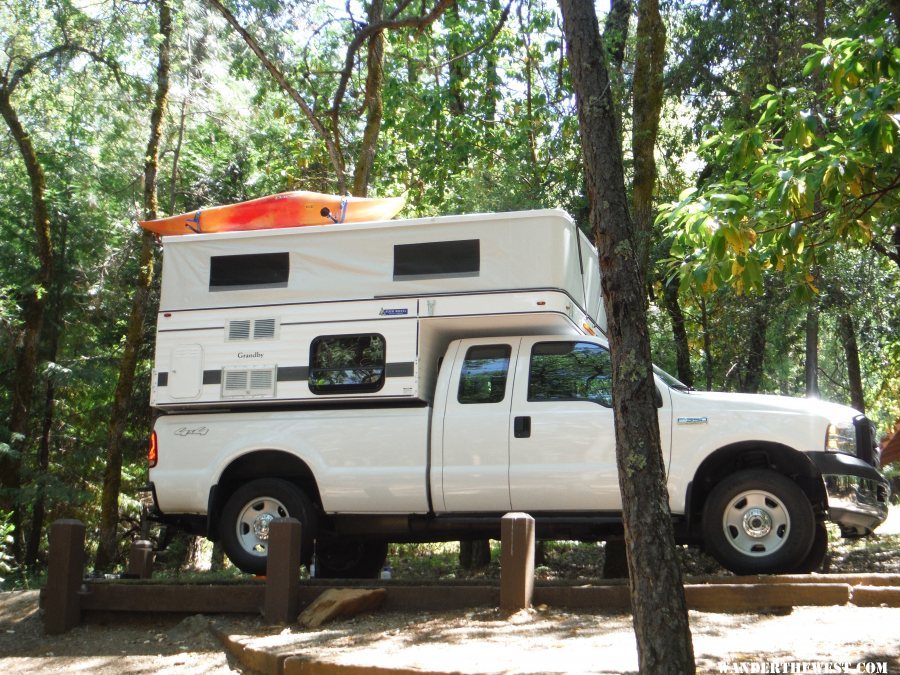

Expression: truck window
xmin=309 ymin=334 xmax=385 ymax=394
xmin=458 ymin=345 xmax=512 ymax=404
xmin=209 ymin=252 xmax=289 ymax=291
xmin=528 ymin=341 xmax=612 ymax=407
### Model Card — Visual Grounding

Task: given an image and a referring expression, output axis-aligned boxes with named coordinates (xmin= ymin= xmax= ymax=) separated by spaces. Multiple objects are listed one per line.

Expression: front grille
xmin=853 ymin=415 xmax=877 ymax=466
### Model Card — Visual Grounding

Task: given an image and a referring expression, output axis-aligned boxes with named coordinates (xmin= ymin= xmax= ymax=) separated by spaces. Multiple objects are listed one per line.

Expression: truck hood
xmin=679 ymin=390 xmax=860 ymax=423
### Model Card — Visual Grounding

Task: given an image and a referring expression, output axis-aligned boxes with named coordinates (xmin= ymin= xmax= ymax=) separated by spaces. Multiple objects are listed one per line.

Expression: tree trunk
xmin=740 ymin=295 xmax=770 ymax=394
xmin=603 ymin=0 xmax=632 ymax=73
xmin=663 ymin=279 xmax=693 ymax=387
xmin=559 ymin=1 xmax=695 ymax=671
xmin=95 ymin=0 xmax=171 ymax=572
xmin=0 ymin=81 xmax=55 ymax=563
xmin=631 ymin=0 xmax=665 ymax=275
xmin=459 ymin=539 xmax=491 ymax=569
xmin=839 ymin=313 xmax=866 ymax=413
xmin=805 ymin=309 xmax=819 ymax=397
xmin=699 ymin=295 xmax=713 ymax=390
xmin=352 ymin=0 xmax=385 ymax=197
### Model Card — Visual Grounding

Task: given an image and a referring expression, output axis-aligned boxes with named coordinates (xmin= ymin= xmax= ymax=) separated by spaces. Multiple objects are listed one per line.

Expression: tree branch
xmin=206 ymin=0 xmax=347 ymax=191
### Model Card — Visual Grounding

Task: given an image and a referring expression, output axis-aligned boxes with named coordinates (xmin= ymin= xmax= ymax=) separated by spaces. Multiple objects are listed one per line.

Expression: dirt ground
xmin=1 ymin=589 xmax=899 ymax=674
xmin=1 ymin=509 xmax=898 ymax=674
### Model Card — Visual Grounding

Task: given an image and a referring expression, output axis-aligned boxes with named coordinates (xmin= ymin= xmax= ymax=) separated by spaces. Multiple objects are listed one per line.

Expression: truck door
xmin=439 ymin=338 xmax=521 ymax=512
xmin=508 ymin=337 xmax=621 ymax=511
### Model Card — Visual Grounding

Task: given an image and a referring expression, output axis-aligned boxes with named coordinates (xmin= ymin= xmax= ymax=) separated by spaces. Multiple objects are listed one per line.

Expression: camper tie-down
xmin=142 ymin=209 xmax=889 ymax=578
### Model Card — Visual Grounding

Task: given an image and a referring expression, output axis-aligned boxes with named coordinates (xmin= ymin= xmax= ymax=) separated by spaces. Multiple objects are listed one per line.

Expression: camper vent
xmin=221 ymin=367 xmax=276 ymax=398
xmin=253 ymin=318 xmax=277 ymax=339
xmin=226 ymin=318 xmax=278 ymax=342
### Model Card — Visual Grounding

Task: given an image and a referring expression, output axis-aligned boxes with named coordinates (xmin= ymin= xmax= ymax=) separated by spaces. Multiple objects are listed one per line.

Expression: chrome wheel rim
xmin=235 ymin=496 xmax=289 ymax=557
xmin=722 ymin=489 xmax=790 ymax=557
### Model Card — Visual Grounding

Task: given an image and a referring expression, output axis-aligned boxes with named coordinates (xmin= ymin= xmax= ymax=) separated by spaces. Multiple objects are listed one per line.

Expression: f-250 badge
xmin=174 ymin=426 xmax=210 ymax=437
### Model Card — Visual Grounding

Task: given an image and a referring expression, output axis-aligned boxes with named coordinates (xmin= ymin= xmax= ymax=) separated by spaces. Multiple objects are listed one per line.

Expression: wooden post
xmin=44 ymin=519 xmax=85 ymax=635
xmin=500 ymin=512 xmax=535 ymax=611
xmin=263 ymin=518 xmax=302 ymax=624
xmin=126 ymin=539 xmax=154 ymax=579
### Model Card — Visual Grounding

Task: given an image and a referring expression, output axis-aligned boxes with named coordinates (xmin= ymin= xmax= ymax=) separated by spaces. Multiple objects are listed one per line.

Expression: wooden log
xmin=685 ymin=583 xmax=851 ymax=612
xmin=44 ymin=519 xmax=86 ymax=635
xmin=850 ymin=585 xmax=900 ymax=607
xmin=500 ymin=513 xmax=535 ymax=611
xmin=264 ymin=518 xmax=302 ymax=624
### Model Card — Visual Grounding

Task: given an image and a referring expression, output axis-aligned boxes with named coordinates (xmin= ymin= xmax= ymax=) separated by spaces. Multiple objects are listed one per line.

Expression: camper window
xmin=209 ymin=252 xmax=289 ymax=291
xmin=528 ymin=341 xmax=612 ymax=406
xmin=309 ymin=334 xmax=386 ymax=394
xmin=458 ymin=345 xmax=512 ymax=404
xmin=393 ymin=240 xmax=480 ymax=280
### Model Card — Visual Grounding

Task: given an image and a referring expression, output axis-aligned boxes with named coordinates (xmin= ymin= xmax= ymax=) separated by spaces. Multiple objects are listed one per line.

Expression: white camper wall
xmin=158 ymin=209 xmax=601 ymax=326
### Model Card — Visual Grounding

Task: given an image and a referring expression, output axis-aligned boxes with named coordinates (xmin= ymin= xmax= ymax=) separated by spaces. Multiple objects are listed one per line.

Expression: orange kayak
xmin=139 ymin=191 xmax=406 ymax=236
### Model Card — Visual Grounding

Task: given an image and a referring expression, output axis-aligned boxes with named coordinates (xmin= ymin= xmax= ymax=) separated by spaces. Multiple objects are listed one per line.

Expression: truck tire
xmin=316 ymin=538 xmax=389 ymax=579
xmin=219 ymin=478 xmax=317 ymax=575
xmin=702 ymin=469 xmax=815 ymax=575
xmin=791 ymin=521 xmax=829 ymax=573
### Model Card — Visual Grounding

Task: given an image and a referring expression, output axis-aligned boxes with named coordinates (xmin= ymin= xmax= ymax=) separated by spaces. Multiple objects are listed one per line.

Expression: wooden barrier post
xmin=126 ymin=539 xmax=154 ymax=579
xmin=44 ymin=519 xmax=86 ymax=635
xmin=500 ymin=512 xmax=535 ymax=610
xmin=263 ymin=518 xmax=302 ymax=624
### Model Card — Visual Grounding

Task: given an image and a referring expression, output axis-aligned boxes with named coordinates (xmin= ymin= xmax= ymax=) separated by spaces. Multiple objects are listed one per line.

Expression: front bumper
xmin=807 ymin=452 xmax=890 ymax=536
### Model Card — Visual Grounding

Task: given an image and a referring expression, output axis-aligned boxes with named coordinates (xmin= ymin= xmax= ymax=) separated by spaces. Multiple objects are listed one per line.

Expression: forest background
xmin=0 ymin=0 xmax=897 ymax=579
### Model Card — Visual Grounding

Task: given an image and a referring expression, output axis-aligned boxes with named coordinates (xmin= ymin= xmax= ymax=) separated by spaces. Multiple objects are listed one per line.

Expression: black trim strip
xmin=278 ymin=366 xmax=309 ymax=381
xmin=158 ymin=364 xmax=414 ymax=387
xmin=154 ymin=398 xmax=430 ymax=413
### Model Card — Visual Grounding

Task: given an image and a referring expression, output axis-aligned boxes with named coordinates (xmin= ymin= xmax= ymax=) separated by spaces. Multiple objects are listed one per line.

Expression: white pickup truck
xmin=143 ymin=210 xmax=889 ymax=577
xmin=148 ymin=332 xmax=888 ymax=577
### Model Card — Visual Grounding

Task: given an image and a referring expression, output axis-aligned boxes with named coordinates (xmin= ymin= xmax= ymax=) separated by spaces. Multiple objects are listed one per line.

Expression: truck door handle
xmin=514 ymin=416 xmax=531 ymax=438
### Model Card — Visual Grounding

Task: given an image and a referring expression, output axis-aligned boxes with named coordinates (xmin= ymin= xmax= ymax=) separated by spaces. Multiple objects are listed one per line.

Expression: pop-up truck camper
xmin=143 ymin=209 xmax=888 ymax=577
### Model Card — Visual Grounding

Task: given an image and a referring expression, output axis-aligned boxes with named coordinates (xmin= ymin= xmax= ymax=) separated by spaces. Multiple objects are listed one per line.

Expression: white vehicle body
xmin=146 ymin=209 xmax=889 ymax=578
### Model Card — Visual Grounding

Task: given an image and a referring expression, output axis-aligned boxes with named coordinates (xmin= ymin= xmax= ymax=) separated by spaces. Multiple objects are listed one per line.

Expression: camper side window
xmin=209 ymin=252 xmax=289 ymax=291
xmin=309 ymin=334 xmax=386 ymax=394
xmin=528 ymin=341 xmax=612 ymax=407
xmin=458 ymin=345 xmax=512 ymax=404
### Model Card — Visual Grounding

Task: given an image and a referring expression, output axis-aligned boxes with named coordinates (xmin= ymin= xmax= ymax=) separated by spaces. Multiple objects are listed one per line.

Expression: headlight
xmin=826 ymin=423 xmax=857 ymax=456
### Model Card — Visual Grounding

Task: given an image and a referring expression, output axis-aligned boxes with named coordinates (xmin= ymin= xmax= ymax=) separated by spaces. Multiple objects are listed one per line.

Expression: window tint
xmin=393 ymin=240 xmax=480 ymax=280
xmin=458 ymin=345 xmax=512 ymax=404
xmin=309 ymin=334 xmax=385 ymax=394
xmin=528 ymin=342 xmax=612 ymax=406
xmin=209 ymin=252 xmax=289 ymax=291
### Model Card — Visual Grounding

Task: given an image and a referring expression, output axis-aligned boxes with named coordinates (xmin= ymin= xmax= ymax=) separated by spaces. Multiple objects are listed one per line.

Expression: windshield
xmin=653 ymin=365 xmax=691 ymax=391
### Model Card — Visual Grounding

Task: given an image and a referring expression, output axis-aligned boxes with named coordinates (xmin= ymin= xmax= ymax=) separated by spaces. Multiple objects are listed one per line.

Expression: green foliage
xmin=0 ymin=511 xmax=14 ymax=587
xmin=660 ymin=6 xmax=899 ymax=297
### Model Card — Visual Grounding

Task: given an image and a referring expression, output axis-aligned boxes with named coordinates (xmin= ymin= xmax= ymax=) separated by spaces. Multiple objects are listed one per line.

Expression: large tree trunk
xmin=95 ymin=0 xmax=171 ymax=572
xmin=0 ymin=82 xmax=55 ymax=563
xmin=740 ymin=294 xmax=770 ymax=394
xmin=352 ymin=0 xmax=385 ymax=196
xmin=559 ymin=1 xmax=695 ymax=671
xmin=839 ymin=313 xmax=866 ymax=413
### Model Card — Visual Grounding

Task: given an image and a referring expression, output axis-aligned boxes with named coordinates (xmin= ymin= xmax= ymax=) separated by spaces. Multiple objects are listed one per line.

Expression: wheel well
xmin=208 ymin=450 xmax=321 ymax=540
xmin=687 ymin=442 xmax=826 ymax=535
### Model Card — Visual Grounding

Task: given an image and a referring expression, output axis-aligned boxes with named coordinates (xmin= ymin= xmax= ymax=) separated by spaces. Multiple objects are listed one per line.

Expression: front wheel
xmin=219 ymin=478 xmax=317 ymax=575
xmin=702 ymin=469 xmax=815 ymax=575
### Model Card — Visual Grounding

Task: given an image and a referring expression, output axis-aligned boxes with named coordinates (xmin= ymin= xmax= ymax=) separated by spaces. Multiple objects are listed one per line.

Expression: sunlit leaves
xmin=660 ymin=6 xmax=899 ymax=296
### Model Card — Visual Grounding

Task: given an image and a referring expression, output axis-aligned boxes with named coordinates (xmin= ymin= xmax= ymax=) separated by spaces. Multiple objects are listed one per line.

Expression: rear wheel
xmin=219 ymin=478 xmax=317 ymax=575
xmin=702 ymin=469 xmax=815 ymax=575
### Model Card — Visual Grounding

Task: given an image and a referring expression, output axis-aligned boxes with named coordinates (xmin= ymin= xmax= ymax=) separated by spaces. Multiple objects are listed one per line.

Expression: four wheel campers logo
xmin=379 ymin=307 xmax=409 ymax=316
